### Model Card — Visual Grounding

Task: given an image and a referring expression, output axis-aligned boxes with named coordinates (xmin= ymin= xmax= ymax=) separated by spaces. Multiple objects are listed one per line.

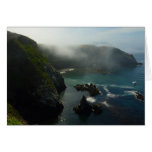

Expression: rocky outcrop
xmin=135 ymin=91 xmax=144 ymax=102
xmin=73 ymin=96 xmax=93 ymax=115
xmin=73 ymin=96 xmax=102 ymax=115
xmin=7 ymin=31 xmax=66 ymax=124
xmin=74 ymin=83 xmax=101 ymax=96
xmin=92 ymin=104 xmax=102 ymax=114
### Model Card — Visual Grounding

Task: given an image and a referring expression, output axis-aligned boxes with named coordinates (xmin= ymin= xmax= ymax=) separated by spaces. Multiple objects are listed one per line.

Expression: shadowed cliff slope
xmin=7 ymin=31 xmax=66 ymax=124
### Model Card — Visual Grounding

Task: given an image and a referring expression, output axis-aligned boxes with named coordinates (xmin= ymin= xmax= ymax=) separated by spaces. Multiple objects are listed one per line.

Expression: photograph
xmin=7 ymin=27 xmax=145 ymax=125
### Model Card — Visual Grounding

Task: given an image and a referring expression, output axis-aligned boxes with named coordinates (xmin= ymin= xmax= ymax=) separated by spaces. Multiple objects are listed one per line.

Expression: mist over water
xmin=8 ymin=27 xmax=145 ymax=54
xmin=7 ymin=28 xmax=145 ymax=125
xmin=48 ymin=53 xmax=144 ymax=125
xmin=39 ymin=44 xmax=139 ymax=72
xmin=39 ymin=42 xmax=144 ymax=125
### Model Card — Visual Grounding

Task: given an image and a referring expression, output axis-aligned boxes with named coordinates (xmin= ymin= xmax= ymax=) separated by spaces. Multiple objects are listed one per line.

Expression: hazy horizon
xmin=8 ymin=27 xmax=145 ymax=54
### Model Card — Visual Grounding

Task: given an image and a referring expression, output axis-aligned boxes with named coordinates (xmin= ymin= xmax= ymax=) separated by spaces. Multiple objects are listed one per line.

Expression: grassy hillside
xmin=7 ymin=104 xmax=27 ymax=125
xmin=15 ymin=39 xmax=57 ymax=92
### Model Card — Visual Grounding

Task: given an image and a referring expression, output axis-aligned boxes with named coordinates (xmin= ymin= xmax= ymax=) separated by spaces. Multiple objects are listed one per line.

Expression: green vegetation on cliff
xmin=7 ymin=31 xmax=66 ymax=124
xmin=7 ymin=104 xmax=27 ymax=125
xmin=15 ymin=39 xmax=57 ymax=92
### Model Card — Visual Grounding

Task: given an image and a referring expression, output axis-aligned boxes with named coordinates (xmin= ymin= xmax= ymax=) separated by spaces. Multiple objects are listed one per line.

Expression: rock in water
xmin=74 ymin=83 xmax=101 ymax=96
xmin=92 ymin=104 xmax=102 ymax=114
xmin=73 ymin=96 xmax=102 ymax=115
xmin=7 ymin=31 xmax=66 ymax=123
xmin=135 ymin=91 xmax=144 ymax=102
xmin=73 ymin=96 xmax=93 ymax=115
xmin=132 ymin=81 xmax=136 ymax=86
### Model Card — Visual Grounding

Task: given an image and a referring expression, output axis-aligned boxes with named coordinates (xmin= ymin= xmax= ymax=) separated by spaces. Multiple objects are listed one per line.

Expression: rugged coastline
xmin=7 ymin=31 xmax=144 ymax=125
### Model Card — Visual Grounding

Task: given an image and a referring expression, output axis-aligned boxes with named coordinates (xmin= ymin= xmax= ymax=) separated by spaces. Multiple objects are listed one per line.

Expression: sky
xmin=8 ymin=27 xmax=145 ymax=53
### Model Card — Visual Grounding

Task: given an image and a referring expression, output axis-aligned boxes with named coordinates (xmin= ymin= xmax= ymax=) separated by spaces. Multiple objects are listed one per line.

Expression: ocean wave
xmin=103 ymin=85 xmax=119 ymax=98
xmin=60 ymin=71 xmax=66 ymax=74
xmin=68 ymin=68 xmax=75 ymax=71
xmin=103 ymin=86 xmax=109 ymax=93
xmin=102 ymin=101 xmax=111 ymax=107
xmin=109 ymin=84 xmax=133 ymax=89
xmin=96 ymin=84 xmax=133 ymax=89
xmin=124 ymin=90 xmax=136 ymax=96
xmin=107 ymin=93 xmax=119 ymax=98
xmin=59 ymin=68 xmax=75 ymax=74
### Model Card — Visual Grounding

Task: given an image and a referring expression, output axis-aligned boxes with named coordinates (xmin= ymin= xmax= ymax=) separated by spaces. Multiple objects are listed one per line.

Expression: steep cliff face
xmin=39 ymin=45 xmax=139 ymax=72
xmin=7 ymin=31 xmax=66 ymax=123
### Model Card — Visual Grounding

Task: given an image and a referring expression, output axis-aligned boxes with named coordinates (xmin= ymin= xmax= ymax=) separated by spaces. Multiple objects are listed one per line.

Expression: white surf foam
xmin=103 ymin=86 xmax=109 ymax=93
xmin=124 ymin=90 xmax=136 ymax=96
xmin=107 ymin=93 xmax=119 ymax=98
xmin=60 ymin=71 xmax=66 ymax=74
xmin=103 ymin=85 xmax=119 ymax=98
xmin=86 ymin=97 xmax=96 ymax=103
xmin=59 ymin=68 xmax=75 ymax=74
xmin=102 ymin=101 xmax=111 ymax=107
xmin=68 ymin=68 xmax=75 ymax=71
xmin=109 ymin=84 xmax=133 ymax=89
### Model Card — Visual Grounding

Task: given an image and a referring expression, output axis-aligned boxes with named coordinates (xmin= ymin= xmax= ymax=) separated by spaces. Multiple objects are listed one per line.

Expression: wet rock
xmin=92 ymin=104 xmax=102 ymax=114
xmin=74 ymin=83 xmax=101 ymax=96
xmin=73 ymin=96 xmax=92 ymax=115
xmin=135 ymin=91 xmax=144 ymax=102
xmin=73 ymin=96 xmax=102 ymax=115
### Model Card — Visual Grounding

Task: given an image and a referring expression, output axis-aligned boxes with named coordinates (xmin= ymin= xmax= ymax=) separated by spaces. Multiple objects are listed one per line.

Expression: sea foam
xmin=124 ymin=90 xmax=136 ymax=96
xmin=60 ymin=68 xmax=75 ymax=74
xmin=110 ymin=84 xmax=133 ymax=89
xmin=102 ymin=101 xmax=111 ymax=107
xmin=103 ymin=85 xmax=119 ymax=98
xmin=86 ymin=97 xmax=96 ymax=103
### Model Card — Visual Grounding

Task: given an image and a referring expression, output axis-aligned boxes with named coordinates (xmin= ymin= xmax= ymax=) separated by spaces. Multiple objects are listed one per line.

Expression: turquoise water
xmin=55 ymin=53 xmax=145 ymax=125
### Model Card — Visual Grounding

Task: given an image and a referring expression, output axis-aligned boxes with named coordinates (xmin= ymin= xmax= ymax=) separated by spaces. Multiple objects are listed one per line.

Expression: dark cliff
xmin=7 ymin=31 xmax=66 ymax=124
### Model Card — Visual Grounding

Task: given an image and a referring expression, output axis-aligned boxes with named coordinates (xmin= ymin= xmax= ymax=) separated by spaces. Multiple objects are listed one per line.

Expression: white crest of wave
xmin=103 ymin=86 xmax=109 ymax=93
xmin=110 ymin=84 xmax=133 ymax=89
xmin=124 ymin=90 xmax=136 ymax=96
xmin=102 ymin=101 xmax=111 ymax=107
xmin=86 ymin=97 xmax=96 ymax=103
xmin=60 ymin=71 xmax=66 ymax=74
xmin=103 ymin=85 xmax=119 ymax=98
xmin=107 ymin=93 xmax=119 ymax=98
xmin=59 ymin=68 xmax=75 ymax=74
xmin=68 ymin=68 xmax=75 ymax=71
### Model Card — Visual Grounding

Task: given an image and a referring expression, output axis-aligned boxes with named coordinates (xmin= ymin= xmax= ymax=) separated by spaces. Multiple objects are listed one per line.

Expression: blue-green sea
xmin=55 ymin=53 xmax=145 ymax=125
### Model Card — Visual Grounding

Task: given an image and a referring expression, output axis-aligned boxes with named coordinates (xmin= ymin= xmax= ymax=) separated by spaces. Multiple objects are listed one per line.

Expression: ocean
xmin=51 ymin=53 xmax=145 ymax=125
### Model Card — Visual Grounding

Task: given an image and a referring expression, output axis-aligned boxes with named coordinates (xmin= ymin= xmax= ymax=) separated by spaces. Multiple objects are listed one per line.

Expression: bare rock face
xmin=74 ymin=83 xmax=101 ymax=96
xmin=73 ymin=96 xmax=102 ymax=115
